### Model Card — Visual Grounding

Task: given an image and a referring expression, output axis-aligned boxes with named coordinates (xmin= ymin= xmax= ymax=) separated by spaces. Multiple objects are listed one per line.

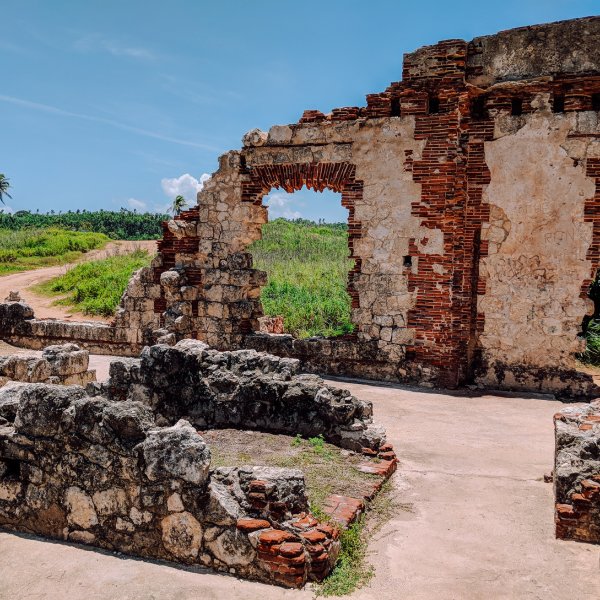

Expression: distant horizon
xmin=2 ymin=1 xmax=598 ymax=222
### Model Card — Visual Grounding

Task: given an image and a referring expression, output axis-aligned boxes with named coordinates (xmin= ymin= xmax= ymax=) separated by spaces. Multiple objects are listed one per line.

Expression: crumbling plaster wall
xmin=477 ymin=105 xmax=599 ymax=390
xmin=244 ymin=118 xmax=433 ymax=363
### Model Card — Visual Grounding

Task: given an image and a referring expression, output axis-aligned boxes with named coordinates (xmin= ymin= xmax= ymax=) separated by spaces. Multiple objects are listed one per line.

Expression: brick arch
xmin=240 ymin=162 xmax=364 ymax=317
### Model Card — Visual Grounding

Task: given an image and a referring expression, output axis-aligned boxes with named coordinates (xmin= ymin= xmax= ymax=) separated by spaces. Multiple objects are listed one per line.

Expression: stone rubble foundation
xmin=0 ymin=343 xmax=95 ymax=397
xmin=554 ymin=401 xmax=600 ymax=544
xmin=0 ymin=340 xmax=395 ymax=587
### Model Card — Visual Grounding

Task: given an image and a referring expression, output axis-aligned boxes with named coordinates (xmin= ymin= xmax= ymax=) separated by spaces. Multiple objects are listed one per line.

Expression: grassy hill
xmin=250 ymin=218 xmax=354 ymax=338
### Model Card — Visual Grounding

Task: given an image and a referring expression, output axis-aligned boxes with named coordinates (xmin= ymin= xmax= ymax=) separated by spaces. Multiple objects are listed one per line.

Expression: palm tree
xmin=170 ymin=195 xmax=188 ymax=216
xmin=0 ymin=174 xmax=12 ymax=204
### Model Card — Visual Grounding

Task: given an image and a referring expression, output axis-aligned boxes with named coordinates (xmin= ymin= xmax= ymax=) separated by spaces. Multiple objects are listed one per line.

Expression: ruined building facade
xmin=3 ymin=17 xmax=600 ymax=396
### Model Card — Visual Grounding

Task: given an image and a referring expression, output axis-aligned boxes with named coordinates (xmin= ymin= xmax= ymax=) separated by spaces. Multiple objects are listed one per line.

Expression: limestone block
xmin=140 ymin=420 xmax=211 ymax=486
xmin=161 ymin=512 xmax=203 ymax=560
xmin=42 ymin=344 xmax=89 ymax=376
xmin=167 ymin=492 xmax=184 ymax=512
xmin=65 ymin=486 xmax=98 ymax=529
xmin=92 ymin=487 xmax=128 ymax=516
xmin=206 ymin=528 xmax=255 ymax=566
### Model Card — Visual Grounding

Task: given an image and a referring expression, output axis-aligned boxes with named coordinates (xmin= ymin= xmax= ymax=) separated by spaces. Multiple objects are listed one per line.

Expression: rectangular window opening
xmin=511 ymin=98 xmax=523 ymax=116
xmin=403 ymin=255 xmax=413 ymax=268
xmin=471 ymin=96 xmax=486 ymax=119
xmin=553 ymin=94 xmax=565 ymax=113
xmin=428 ymin=96 xmax=440 ymax=114
xmin=592 ymin=93 xmax=600 ymax=112
xmin=390 ymin=97 xmax=401 ymax=117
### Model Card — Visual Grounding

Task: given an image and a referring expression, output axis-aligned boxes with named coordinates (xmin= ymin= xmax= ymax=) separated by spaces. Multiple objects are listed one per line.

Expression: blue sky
xmin=1 ymin=1 xmax=597 ymax=222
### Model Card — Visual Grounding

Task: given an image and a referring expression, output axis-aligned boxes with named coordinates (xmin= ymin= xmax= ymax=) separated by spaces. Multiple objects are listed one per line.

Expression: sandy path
xmin=0 ymin=240 xmax=157 ymax=322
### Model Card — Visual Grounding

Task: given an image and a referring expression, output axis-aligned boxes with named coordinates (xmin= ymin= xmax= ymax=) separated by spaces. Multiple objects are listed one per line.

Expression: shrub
xmin=36 ymin=249 xmax=152 ymax=317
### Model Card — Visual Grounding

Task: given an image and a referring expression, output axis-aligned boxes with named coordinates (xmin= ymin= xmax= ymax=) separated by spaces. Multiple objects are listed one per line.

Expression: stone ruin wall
xmin=0 ymin=343 xmax=95 ymax=392
xmin=0 ymin=340 xmax=396 ymax=587
xmin=1 ymin=17 xmax=600 ymax=397
xmin=554 ymin=401 xmax=600 ymax=544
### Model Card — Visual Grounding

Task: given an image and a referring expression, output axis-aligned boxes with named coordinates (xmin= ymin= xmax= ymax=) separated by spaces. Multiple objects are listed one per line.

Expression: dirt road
xmin=0 ymin=239 xmax=156 ymax=322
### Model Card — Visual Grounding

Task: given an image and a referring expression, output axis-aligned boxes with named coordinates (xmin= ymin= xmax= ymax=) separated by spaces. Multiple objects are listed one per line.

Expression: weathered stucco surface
xmin=478 ymin=108 xmax=598 ymax=389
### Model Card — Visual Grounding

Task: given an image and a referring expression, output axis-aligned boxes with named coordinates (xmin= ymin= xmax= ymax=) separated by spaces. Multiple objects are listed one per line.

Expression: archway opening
xmin=249 ymin=186 xmax=355 ymax=339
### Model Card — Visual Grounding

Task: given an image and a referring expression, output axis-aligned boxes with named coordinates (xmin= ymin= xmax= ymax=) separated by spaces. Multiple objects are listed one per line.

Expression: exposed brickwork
xmin=582 ymin=158 xmax=600 ymax=300
xmin=556 ymin=477 xmax=600 ymax=543
xmin=322 ymin=443 xmax=398 ymax=526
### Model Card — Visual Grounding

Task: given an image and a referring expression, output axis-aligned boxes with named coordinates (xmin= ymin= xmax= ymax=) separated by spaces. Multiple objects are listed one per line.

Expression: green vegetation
xmin=315 ymin=519 xmax=373 ymax=597
xmin=580 ymin=272 xmax=600 ymax=366
xmin=170 ymin=195 xmax=188 ymax=216
xmin=35 ymin=250 xmax=152 ymax=316
xmin=0 ymin=228 xmax=108 ymax=274
xmin=249 ymin=218 xmax=354 ymax=338
xmin=207 ymin=428 xmax=402 ymax=596
xmin=581 ymin=319 xmax=600 ymax=365
xmin=0 ymin=174 xmax=12 ymax=204
xmin=0 ymin=209 xmax=168 ymax=240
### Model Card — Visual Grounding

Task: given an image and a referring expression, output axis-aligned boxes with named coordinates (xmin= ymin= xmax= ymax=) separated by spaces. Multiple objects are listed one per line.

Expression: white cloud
xmin=75 ymin=34 xmax=155 ymax=60
xmin=161 ymin=173 xmax=210 ymax=201
xmin=266 ymin=192 xmax=302 ymax=219
xmin=126 ymin=198 xmax=147 ymax=210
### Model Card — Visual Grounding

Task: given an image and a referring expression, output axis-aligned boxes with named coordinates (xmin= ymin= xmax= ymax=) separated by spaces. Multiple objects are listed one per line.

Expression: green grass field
xmin=33 ymin=219 xmax=354 ymax=334
xmin=250 ymin=218 xmax=354 ymax=338
xmin=0 ymin=228 xmax=109 ymax=274
xmin=35 ymin=250 xmax=152 ymax=316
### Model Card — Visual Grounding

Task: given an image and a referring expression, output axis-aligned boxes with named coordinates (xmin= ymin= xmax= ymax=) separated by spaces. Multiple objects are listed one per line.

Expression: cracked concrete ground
xmin=0 ymin=357 xmax=599 ymax=599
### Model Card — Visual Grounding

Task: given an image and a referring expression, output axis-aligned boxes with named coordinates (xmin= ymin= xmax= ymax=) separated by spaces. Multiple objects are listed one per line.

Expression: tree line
xmin=0 ymin=209 xmax=169 ymax=240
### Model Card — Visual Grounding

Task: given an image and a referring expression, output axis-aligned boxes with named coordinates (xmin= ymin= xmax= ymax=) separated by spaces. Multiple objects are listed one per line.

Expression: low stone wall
xmin=554 ymin=402 xmax=600 ymax=543
xmin=95 ymin=339 xmax=386 ymax=452
xmin=244 ymin=332 xmax=423 ymax=383
xmin=0 ymin=384 xmax=340 ymax=587
xmin=0 ymin=344 xmax=95 ymax=392
xmin=0 ymin=300 xmax=142 ymax=356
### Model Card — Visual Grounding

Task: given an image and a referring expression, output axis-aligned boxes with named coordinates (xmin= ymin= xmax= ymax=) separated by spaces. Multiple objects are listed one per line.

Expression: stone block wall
xmin=0 ymin=383 xmax=342 ymax=587
xmin=0 ymin=299 xmax=145 ymax=356
xmin=554 ymin=401 xmax=600 ymax=543
xmin=0 ymin=343 xmax=95 ymax=395
xmin=107 ymin=17 xmax=600 ymax=396
xmin=94 ymin=339 xmax=386 ymax=452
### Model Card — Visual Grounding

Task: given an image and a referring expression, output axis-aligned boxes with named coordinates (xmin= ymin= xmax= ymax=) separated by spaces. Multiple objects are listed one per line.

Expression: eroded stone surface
xmin=554 ymin=401 xmax=600 ymax=543
xmin=97 ymin=340 xmax=383 ymax=451
xmin=0 ymin=379 xmax=343 ymax=587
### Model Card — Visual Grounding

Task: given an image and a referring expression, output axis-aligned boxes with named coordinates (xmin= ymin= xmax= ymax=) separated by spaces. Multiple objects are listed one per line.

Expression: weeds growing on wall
xmin=0 ymin=228 xmax=108 ymax=274
xmin=35 ymin=249 xmax=151 ymax=316
xmin=249 ymin=218 xmax=355 ymax=338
